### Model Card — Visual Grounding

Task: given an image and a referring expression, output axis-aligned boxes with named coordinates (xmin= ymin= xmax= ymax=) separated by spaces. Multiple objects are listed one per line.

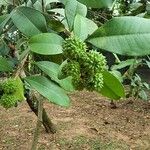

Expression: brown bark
xmin=25 ymin=92 xmax=56 ymax=134
xmin=31 ymin=99 xmax=43 ymax=150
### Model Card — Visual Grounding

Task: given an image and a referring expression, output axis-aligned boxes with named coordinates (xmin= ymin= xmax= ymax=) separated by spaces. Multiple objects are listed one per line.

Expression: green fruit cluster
xmin=63 ymin=37 xmax=87 ymax=60
xmin=62 ymin=61 xmax=81 ymax=89
xmin=62 ymin=36 xmax=107 ymax=92
xmin=84 ymin=50 xmax=106 ymax=73
xmin=1 ymin=78 xmax=17 ymax=94
xmin=86 ymin=73 xmax=104 ymax=91
xmin=0 ymin=94 xmax=17 ymax=109
xmin=0 ymin=77 xmax=25 ymax=109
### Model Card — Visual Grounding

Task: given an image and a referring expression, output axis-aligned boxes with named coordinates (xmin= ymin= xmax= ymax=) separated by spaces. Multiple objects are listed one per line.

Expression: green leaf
xmin=111 ymin=59 xmax=136 ymax=70
xmin=11 ymin=6 xmax=47 ymax=37
xmin=76 ymin=1 xmax=87 ymax=17
xmin=47 ymin=19 xmax=65 ymax=32
xmin=77 ymin=0 xmax=114 ymax=8
xmin=74 ymin=14 xmax=98 ymax=41
xmin=0 ymin=15 xmax=10 ymax=34
xmin=35 ymin=61 xmax=74 ymax=91
xmin=31 ymin=0 xmax=37 ymax=4
xmin=0 ymin=0 xmax=13 ymax=5
xmin=100 ymin=70 xmax=125 ymax=100
xmin=110 ymin=70 xmax=123 ymax=83
xmin=88 ymin=17 xmax=150 ymax=56
xmin=0 ymin=15 xmax=7 ymax=24
xmin=146 ymin=60 xmax=150 ymax=68
xmin=0 ymin=56 xmax=13 ymax=72
xmin=35 ymin=61 xmax=60 ymax=81
xmin=58 ymin=76 xmax=75 ymax=92
xmin=29 ymin=33 xmax=64 ymax=55
xmin=0 ymin=40 xmax=9 ymax=56
xmin=139 ymin=90 xmax=148 ymax=101
xmin=25 ymin=76 xmax=70 ymax=107
xmin=65 ymin=0 xmax=87 ymax=31
xmin=143 ymin=82 xmax=149 ymax=89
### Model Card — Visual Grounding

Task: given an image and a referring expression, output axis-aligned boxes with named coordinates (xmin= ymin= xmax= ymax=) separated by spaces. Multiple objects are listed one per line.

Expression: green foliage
xmin=62 ymin=61 xmax=81 ymax=89
xmin=130 ymin=74 xmax=149 ymax=101
xmin=86 ymin=72 xmax=104 ymax=91
xmin=73 ymin=14 xmax=98 ymax=41
xmin=83 ymin=50 xmax=106 ymax=73
xmin=88 ymin=17 xmax=150 ymax=56
xmin=11 ymin=6 xmax=47 ymax=37
xmin=77 ymin=0 xmax=114 ymax=8
xmin=1 ymin=78 xmax=17 ymax=94
xmin=0 ymin=77 xmax=25 ymax=109
xmin=35 ymin=61 xmax=75 ymax=92
xmin=0 ymin=57 xmax=13 ymax=72
xmin=25 ymin=76 xmax=70 ymax=107
xmin=100 ymin=70 xmax=125 ymax=100
xmin=65 ymin=0 xmax=87 ymax=31
xmin=62 ymin=36 xmax=108 ymax=93
xmin=0 ymin=94 xmax=17 ymax=109
xmin=63 ymin=37 xmax=87 ymax=60
xmin=2 ymin=0 xmax=150 ymax=106
xmin=2 ymin=0 xmax=150 ymax=148
xmin=29 ymin=33 xmax=64 ymax=55
xmin=0 ymin=14 xmax=9 ymax=34
xmin=110 ymin=55 xmax=150 ymax=101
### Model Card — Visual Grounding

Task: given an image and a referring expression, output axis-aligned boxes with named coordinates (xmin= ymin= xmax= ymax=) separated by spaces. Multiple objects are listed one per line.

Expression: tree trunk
xmin=31 ymin=98 xmax=43 ymax=150
xmin=25 ymin=92 xmax=56 ymax=134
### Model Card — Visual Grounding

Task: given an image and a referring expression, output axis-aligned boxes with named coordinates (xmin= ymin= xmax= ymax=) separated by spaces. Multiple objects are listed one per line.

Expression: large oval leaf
xmin=73 ymin=14 xmax=98 ymax=41
xmin=100 ymin=70 xmax=125 ymax=100
xmin=77 ymin=0 xmax=114 ymax=8
xmin=25 ymin=76 xmax=70 ymax=107
xmin=88 ymin=17 xmax=150 ymax=56
xmin=11 ymin=6 xmax=47 ymax=37
xmin=29 ymin=33 xmax=64 ymax=55
xmin=0 ymin=56 xmax=13 ymax=72
xmin=65 ymin=0 xmax=87 ymax=31
xmin=35 ymin=61 xmax=74 ymax=91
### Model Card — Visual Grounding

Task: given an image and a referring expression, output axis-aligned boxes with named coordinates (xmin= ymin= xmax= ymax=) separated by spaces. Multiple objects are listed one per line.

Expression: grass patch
xmin=57 ymin=135 xmax=130 ymax=150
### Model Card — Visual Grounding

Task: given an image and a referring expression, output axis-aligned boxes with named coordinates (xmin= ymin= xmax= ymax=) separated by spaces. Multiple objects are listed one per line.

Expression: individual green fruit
xmin=83 ymin=50 xmax=107 ymax=74
xmin=2 ymin=78 xmax=17 ymax=94
xmin=63 ymin=37 xmax=87 ymax=60
xmin=86 ymin=73 xmax=104 ymax=91
xmin=62 ymin=61 xmax=82 ymax=89
xmin=0 ymin=94 xmax=17 ymax=109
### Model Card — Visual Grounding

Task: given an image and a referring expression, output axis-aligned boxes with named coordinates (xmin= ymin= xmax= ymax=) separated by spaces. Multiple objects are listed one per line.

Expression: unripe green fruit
xmin=62 ymin=61 xmax=82 ymax=89
xmin=0 ymin=94 xmax=17 ymax=109
xmin=2 ymin=78 xmax=17 ymax=94
xmin=63 ymin=37 xmax=87 ymax=60
xmin=86 ymin=73 xmax=104 ymax=91
xmin=83 ymin=50 xmax=107 ymax=74
xmin=0 ymin=77 xmax=25 ymax=109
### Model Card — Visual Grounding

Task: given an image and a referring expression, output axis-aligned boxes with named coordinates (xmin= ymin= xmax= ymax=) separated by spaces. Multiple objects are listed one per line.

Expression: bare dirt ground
xmin=0 ymin=91 xmax=150 ymax=150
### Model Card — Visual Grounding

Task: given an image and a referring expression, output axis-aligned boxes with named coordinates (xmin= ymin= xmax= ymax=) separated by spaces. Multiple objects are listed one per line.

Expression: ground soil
xmin=0 ymin=91 xmax=150 ymax=150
